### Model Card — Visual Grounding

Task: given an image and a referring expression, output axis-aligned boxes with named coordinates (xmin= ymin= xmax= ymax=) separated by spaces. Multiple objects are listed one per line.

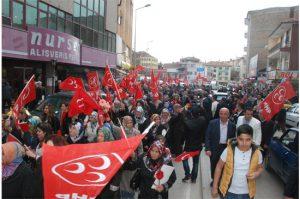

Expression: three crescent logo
xmin=68 ymin=79 xmax=78 ymax=89
xmin=89 ymin=77 xmax=97 ymax=88
xmin=22 ymin=87 xmax=30 ymax=101
xmin=76 ymin=98 xmax=85 ymax=109
xmin=272 ymin=86 xmax=286 ymax=104
xmin=51 ymin=153 xmax=124 ymax=186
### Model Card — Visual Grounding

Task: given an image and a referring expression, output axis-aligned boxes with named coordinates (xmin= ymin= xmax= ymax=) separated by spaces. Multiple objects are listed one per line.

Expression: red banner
xmin=174 ymin=150 xmax=200 ymax=162
xmin=42 ymin=134 xmax=145 ymax=198
xmin=102 ymin=66 xmax=114 ymax=88
xmin=259 ymin=80 xmax=296 ymax=121
xmin=59 ymin=77 xmax=84 ymax=91
xmin=87 ymin=71 xmax=100 ymax=92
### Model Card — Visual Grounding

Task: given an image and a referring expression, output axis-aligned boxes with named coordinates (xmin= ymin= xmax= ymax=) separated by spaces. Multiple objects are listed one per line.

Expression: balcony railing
xmin=269 ymin=43 xmax=281 ymax=54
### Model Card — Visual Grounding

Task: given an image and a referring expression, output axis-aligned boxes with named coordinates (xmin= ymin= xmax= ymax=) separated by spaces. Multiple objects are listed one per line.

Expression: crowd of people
xmin=2 ymin=80 xmax=298 ymax=199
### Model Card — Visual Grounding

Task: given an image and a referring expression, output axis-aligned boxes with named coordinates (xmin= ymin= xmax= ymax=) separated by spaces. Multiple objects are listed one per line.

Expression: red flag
xmin=87 ymin=71 xmax=100 ymax=92
xmin=259 ymin=80 xmax=296 ymax=121
xmin=134 ymin=84 xmax=143 ymax=100
xmin=135 ymin=65 xmax=145 ymax=72
xmin=105 ymin=91 xmax=112 ymax=105
xmin=42 ymin=134 xmax=145 ymax=198
xmin=13 ymin=75 xmax=36 ymax=122
xmin=59 ymin=77 xmax=84 ymax=91
xmin=174 ymin=150 xmax=200 ymax=162
xmin=18 ymin=121 xmax=30 ymax=132
xmin=68 ymin=89 xmax=101 ymax=117
xmin=102 ymin=66 xmax=114 ymax=88
xmin=6 ymin=133 xmax=22 ymax=144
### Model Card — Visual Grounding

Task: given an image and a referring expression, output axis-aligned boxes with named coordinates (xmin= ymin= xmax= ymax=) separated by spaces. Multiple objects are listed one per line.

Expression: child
xmin=212 ymin=124 xmax=263 ymax=199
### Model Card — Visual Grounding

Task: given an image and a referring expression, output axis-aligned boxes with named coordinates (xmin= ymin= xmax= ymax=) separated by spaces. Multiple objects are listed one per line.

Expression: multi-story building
xmin=135 ymin=51 xmax=158 ymax=71
xmin=244 ymin=6 xmax=298 ymax=77
xmin=204 ymin=61 xmax=232 ymax=85
xmin=267 ymin=19 xmax=299 ymax=83
xmin=179 ymin=57 xmax=202 ymax=82
xmin=231 ymin=57 xmax=247 ymax=81
xmin=2 ymin=0 xmax=132 ymax=95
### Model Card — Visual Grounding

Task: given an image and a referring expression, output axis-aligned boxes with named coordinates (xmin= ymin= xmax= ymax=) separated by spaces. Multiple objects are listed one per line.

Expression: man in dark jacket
xmin=182 ymin=107 xmax=207 ymax=183
xmin=205 ymin=107 xmax=236 ymax=186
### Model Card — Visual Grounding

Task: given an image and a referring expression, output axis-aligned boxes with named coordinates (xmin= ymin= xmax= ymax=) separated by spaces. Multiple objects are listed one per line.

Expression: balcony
xmin=269 ymin=43 xmax=281 ymax=54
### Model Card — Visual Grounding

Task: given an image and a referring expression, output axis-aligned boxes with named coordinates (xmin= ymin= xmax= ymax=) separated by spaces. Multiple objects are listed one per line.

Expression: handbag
xmin=130 ymin=169 xmax=141 ymax=190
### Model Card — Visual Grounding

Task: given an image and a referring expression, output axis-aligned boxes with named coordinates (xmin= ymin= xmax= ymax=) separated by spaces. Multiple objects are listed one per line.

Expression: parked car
xmin=212 ymin=91 xmax=228 ymax=101
xmin=286 ymin=103 xmax=299 ymax=127
xmin=266 ymin=128 xmax=298 ymax=184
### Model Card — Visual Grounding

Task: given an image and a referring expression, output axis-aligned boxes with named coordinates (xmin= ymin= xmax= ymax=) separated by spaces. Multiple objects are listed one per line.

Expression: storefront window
xmin=93 ymin=14 xmax=98 ymax=30
xmin=39 ymin=11 xmax=47 ymax=28
xmin=81 ymin=0 xmax=87 ymax=6
xmin=26 ymin=0 xmax=37 ymax=7
xmin=73 ymin=23 xmax=80 ymax=38
xmin=39 ymin=2 xmax=48 ymax=11
xmin=86 ymin=28 xmax=93 ymax=46
xmin=93 ymin=31 xmax=98 ymax=48
xmin=81 ymin=6 xmax=87 ymax=25
xmin=81 ymin=26 xmax=87 ymax=44
xmin=87 ymin=10 xmax=93 ymax=28
xmin=12 ymin=1 xmax=24 ymax=29
xmin=99 ymin=0 xmax=104 ymax=16
xmin=49 ymin=6 xmax=57 ymax=15
xmin=26 ymin=5 xmax=37 ymax=27
xmin=94 ymin=0 xmax=99 ymax=12
xmin=2 ymin=0 xmax=10 ymax=17
xmin=88 ymin=0 xmax=93 ymax=10
xmin=58 ymin=10 xmax=65 ymax=18
xmin=57 ymin=17 xmax=65 ymax=32
xmin=48 ymin=13 xmax=57 ymax=30
xmin=73 ymin=3 xmax=80 ymax=23
xmin=65 ymin=20 xmax=73 ymax=35
xmin=99 ymin=16 xmax=104 ymax=32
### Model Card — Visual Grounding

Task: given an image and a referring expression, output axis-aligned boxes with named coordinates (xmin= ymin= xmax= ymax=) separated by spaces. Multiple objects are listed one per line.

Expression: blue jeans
xmin=120 ymin=190 xmax=135 ymax=199
xmin=224 ymin=192 xmax=250 ymax=199
xmin=182 ymin=154 xmax=200 ymax=180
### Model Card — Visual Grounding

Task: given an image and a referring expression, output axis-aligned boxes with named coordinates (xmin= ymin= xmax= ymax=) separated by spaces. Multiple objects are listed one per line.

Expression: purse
xmin=130 ymin=169 xmax=141 ymax=190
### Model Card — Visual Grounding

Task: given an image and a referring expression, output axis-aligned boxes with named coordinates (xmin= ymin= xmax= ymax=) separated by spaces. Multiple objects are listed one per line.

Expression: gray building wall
xmin=106 ymin=0 xmax=118 ymax=34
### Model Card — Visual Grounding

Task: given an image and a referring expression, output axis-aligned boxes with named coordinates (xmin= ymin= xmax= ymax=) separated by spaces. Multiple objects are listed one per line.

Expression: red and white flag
xmin=13 ymin=75 xmax=36 ymax=123
xmin=59 ymin=77 xmax=84 ymax=91
xmin=259 ymin=80 xmax=296 ymax=121
xmin=68 ymin=89 xmax=101 ymax=117
xmin=42 ymin=134 xmax=145 ymax=199
xmin=102 ymin=66 xmax=114 ymax=88
xmin=87 ymin=71 xmax=100 ymax=92
xmin=174 ymin=150 xmax=200 ymax=162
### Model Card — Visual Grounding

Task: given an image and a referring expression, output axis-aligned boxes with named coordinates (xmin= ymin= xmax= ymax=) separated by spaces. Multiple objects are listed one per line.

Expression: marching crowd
xmin=2 ymin=80 xmax=299 ymax=199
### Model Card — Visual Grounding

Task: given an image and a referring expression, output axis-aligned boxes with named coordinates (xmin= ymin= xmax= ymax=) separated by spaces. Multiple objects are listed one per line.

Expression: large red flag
xmin=135 ymin=65 xmax=145 ymax=72
xmin=102 ymin=66 xmax=114 ymax=88
xmin=134 ymin=83 xmax=144 ymax=100
xmin=105 ymin=91 xmax=113 ymax=105
xmin=174 ymin=150 xmax=200 ymax=162
xmin=259 ymin=80 xmax=296 ymax=121
xmin=42 ymin=134 xmax=145 ymax=199
xmin=87 ymin=71 xmax=100 ymax=92
xmin=68 ymin=89 xmax=101 ymax=117
xmin=13 ymin=75 xmax=36 ymax=122
xmin=59 ymin=77 xmax=84 ymax=91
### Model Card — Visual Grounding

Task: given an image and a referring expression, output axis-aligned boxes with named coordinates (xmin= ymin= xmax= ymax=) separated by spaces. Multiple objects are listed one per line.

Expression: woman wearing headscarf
xmin=3 ymin=142 xmax=39 ymax=198
xmin=134 ymin=106 xmax=149 ymax=134
xmin=135 ymin=141 xmax=176 ymax=199
xmin=160 ymin=109 xmax=171 ymax=133
xmin=84 ymin=111 xmax=100 ymax=143
xmin=66 ymin=121 xmax=87 ymax=144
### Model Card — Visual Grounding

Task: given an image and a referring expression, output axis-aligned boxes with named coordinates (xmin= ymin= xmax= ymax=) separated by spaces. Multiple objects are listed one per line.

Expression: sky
xmin=133 ymin=0 xmax=299 ymax=63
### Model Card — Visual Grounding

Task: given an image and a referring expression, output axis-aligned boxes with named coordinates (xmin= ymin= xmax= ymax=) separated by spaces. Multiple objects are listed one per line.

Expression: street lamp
xmin=134 ymin=4 xmax=151 ymax=53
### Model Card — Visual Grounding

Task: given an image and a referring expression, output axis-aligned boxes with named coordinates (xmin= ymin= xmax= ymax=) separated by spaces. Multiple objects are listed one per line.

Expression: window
xmin=87 ymin=10 xmax=93 ymax=28
xmin=39 ymin=2 xmax=48 ymax=11
xmin=57 ymin=17 xmax=65 ymax=32
xmin=94 ymin=0 xmax=99 ymax=12
xmin=73 ymin=3 xmax=80 ymax=23
xmin=49 ymin=13 xmax=57 ymax=30
xmin=99 ymin=16 xmax=104 ymax=31
xmin=27 ymin=0 xmax=37 ymax=7
xmin=80 ymin=6 xmax=86 ymax=25
xmin=66 ymin=13 xmax=72 ymax=21
xmin=93 ymin=31 xmax=98 ymax=48
xmin=74 ymin=0 xmax=80 ymax=3
xmin=108 ymin=33 xmax=112 ymax=51
xmin=2 ymin=0 xmax=10 ymax=17
xmin=99 ymin=0 xmax=104 ymax=16
xmin=81 ymin=0 xmax=87 ymax=6
xmin=86 ymin=28 xmax=93 ymax=46
xmin=281 ymin=130 xmax=297 ymax=151
xmin=73 ymin=23 xmax=80 ymax=38
xmin=103 ymin=32 xmax=108 ymax=50
xmin=39 ymin=11 xmax=47 ymax=28
xmin=93 ymin=14 xmax=99 ymax=30
xmin=12 ymin=1 xmax=24 ymax=29
xmin=80 ymin=26 xmax=87 ymax=44
xmin=58 ymin=10 xmax=65 ymax=18
xmin=98 ymin=32 xmax=103 ymax=48
xmin=26 ymin=5 xmax=37 ymax=26
xmin=65 ymin=20 xmax=73 ymax=35
xmin=88 ymin=0 xmax=93 ymax=10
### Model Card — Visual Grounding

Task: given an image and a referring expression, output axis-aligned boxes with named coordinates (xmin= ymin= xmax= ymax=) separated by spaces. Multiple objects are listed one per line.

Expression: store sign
xmin=28 ymin=26 xmax=80 ymax=65
xmin=276 ymin=71 xmax=299 ymax=80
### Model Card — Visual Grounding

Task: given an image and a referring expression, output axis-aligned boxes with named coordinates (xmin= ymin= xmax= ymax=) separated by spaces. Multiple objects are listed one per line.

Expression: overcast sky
xmin=133 ymin=0 xmax=298 ymax=63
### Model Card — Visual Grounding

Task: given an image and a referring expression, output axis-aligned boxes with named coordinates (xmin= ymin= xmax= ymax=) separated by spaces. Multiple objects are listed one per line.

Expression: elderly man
xmin=237 ymin=107 xmax=262 ymax=146
xmin=205 ymin=108 xmax=236 ymax=186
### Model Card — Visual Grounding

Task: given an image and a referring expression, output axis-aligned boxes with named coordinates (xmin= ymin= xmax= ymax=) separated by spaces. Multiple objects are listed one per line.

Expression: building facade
xmin=179 ymin=57 xmax=202 ymax=82
xmin=204 ymin=61 xmax=232 ymax=85
xmin=135 ymin=51 xmax=158 ymax=71
xmin=2 ymin=0 xmax=125 ymax=96
xmin=244 ymin=6 xmax=298 ymax=77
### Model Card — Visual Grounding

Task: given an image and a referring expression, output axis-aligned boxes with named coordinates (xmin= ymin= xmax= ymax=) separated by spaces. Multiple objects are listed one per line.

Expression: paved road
xmin=169 ymin=150 xmax=284 ymax=199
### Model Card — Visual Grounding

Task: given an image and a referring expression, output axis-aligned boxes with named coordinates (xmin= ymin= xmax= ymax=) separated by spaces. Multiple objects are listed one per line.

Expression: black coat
xmin=3 ymin=161 xmax=40 ymax=198
xmin=167 ymin=113 xmax=185 ymax=155
xmin=149 ymin=102 xmax=164 ymax=115
xmin=66 ymin=135 xmax=88 ymax=144
xmin=143 ymin=124 xmax=167 ymax=151
xmin=183 ymin=116 xmax=207 ymax=152
xmin=261 ymin=120 xmax=275 ymax=147
xmin=205 ymin=119 xmax=236 ymax=153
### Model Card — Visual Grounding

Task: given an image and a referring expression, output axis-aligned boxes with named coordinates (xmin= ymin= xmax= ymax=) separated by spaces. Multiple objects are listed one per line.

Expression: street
xmin=169 ymin=150 xmax=284 ymax=199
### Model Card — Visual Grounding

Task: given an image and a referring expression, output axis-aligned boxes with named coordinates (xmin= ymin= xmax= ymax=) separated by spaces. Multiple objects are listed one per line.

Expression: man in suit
xmin=205 ymin=107 xmax=236 ymax=186
xmin=237 ymin=107 xmax=262 ymax=146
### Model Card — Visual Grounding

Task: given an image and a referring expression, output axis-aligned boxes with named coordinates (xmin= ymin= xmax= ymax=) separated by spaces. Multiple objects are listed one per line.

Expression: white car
xmin=286 ymin=103 xmax=299 ymax=127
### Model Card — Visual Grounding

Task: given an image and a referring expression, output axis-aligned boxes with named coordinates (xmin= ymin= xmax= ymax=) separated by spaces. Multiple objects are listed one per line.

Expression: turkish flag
xmin=68 ymin=89 xmax=101 ymax=117
xmin=135 ymin=65 xmax=145 ymax=72
xmin=87 ymin=71 xmax=100 ymax=92
xmin=119 ymin=76 xmax=130 ymax=89
xmin=259 ymin=80 xmax=296 ymax=121
xmin=18 ymin=121 xmax=30 ymax=132
xmin=59 ymin=77 xmax=84 ymax=91
xmin=42 ymin=134 xmax=145 ymax=199
xmin=174 ymin=150 xmax=200 ymax=162
xmin=13 ymin=75 xmax=36 ymax=122
xmin=102 ymin=66 xmax=114 ymax=88
xmin=134 ymin=84 xmax=143 ymax=100
xmin=105 ymin=91 xmax=113 ymax=105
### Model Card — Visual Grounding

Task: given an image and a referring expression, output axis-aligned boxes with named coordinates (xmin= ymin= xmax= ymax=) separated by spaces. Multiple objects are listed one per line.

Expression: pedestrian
xmin=41 ymin=104 xmax=60 ymax=133
xmin=182 ymin=106 xmax=207 ymax=183
xmin=231 ymin=103 xmax=244 ymax=124
xmin=2 ymin=81 xmax=13 ymax=113
xmin=211 ymin=124 xmax=264 ymax=199
xmin=58 ymin=102 xmax=71 ymax=136
xmin=211 ymin=95 xmax=219 ymax=118
xmin=84 ymin=111 xmax=100 ymax=143
xmin=149 ymin=99 xmax=164 ymax=115
xmin=66 ymin=121 xmax=87 ymax=144
xmin=134 ymin=141 xmax=176 ymax=199
xmin=160 ymin=108 xmax=171 ymax=134
xmin=133 ymin=106 xmax=149 ymax=133
xmin=259 ymin=112 xmax=275 ymax=158
xmin=205 ymin=107 xmax=236 ymax=186
xmin=237 ymin=107 xmax=262 ymax=146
